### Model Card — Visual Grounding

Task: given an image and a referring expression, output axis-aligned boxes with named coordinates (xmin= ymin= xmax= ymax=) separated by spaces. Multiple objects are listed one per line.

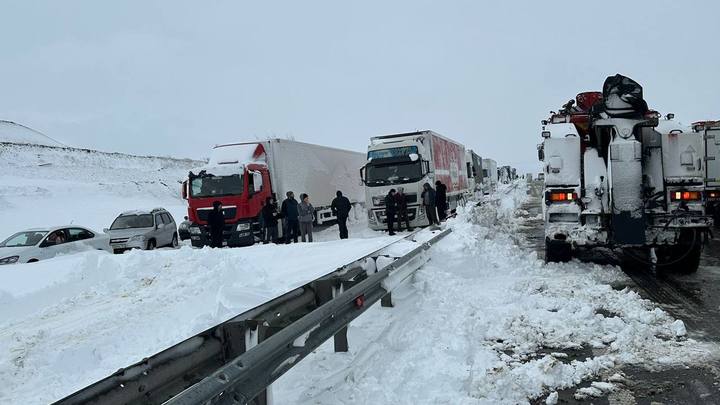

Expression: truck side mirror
xmin=359 ymin=166 xmax=366 ymax=185
xmin=537 ymin=145 xmax=544 ymax=161
xmin=253 ymin=171 xmax=263 ymax=193
xmin=181 ymin=180 xmax=188 ymax=200
xmin=422 ymin=161 xmax=431 ymax=175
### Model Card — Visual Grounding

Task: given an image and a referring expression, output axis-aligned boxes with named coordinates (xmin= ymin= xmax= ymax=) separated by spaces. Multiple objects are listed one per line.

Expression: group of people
xmin=383 ymin=180 xmax=447 ymax=236
xmin=205 ymin=190 xmax=353 ymax=247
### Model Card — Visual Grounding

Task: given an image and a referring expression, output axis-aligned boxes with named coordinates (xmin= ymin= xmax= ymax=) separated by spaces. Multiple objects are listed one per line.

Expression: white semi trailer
xmin=360 ymin=130 xmax=469 ymax=230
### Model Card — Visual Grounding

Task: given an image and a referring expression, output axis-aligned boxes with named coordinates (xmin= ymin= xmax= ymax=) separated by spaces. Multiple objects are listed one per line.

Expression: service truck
xmin=465 ymin=149 xmax=484 ymax=193
xmin=482 ymin=158 xmax=498 ymax=193
xmin=692 ymin=120 xmax=720 ymax=224
xmin=360 ymin=130 xmax=469 ymax=230
xmin=183 ymin=139 xmax=366 ymax=247
xmin=538 ymin=74 xmax=713 ymax=273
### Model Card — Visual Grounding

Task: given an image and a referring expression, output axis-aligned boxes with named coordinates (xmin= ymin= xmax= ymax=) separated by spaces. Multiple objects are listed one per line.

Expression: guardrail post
xmin=245 ymin=321 xmax=271 ymax=405
xmin=381 ymin=292 xmax=394 ymax=307
xmin=315 ymin=279 xmax=349 ymax=352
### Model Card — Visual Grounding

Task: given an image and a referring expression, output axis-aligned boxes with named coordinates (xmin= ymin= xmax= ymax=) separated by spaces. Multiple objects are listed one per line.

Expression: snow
xmin=0 ymin=236 xmax=405 ymax=404
xmin=0 ymin=120 xmax=64 ymax=147
xmin=272 ymin=182 xmax=717 ymax=404
xmin=0 ymin=143 xmax=202 ymax=236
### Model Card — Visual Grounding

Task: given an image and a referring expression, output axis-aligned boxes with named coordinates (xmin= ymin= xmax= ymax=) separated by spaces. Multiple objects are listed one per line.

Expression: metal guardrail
xmin=55 ymin=227 xmax=451 ymax=405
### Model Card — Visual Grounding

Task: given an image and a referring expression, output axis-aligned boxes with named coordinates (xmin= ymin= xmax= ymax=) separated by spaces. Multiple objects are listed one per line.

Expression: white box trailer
xmin=184 ymin=139 xmax=366 ymax=246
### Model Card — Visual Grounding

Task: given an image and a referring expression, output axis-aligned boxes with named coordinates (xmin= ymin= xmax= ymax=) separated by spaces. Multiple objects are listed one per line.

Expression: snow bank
xmin=273 ymin=181 xmax=716 ymax=404
xmin=0 ymin=236 xmax=403 ymax=404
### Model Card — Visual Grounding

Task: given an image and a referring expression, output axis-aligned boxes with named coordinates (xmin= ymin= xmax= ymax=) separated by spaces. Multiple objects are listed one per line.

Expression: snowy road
xmin=273 ymin=184 xmax=717 ymax=404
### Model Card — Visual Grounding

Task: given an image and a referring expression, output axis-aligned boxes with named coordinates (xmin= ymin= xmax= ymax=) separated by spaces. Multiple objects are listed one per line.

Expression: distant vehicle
xmin=465 ymin=149 xmax=483 ymax=192
xmin=361 ymin=130 xmax=470 ymax=230
xmin=482 ymin=158 xmax=498 ymax=193
xmin=0 ymin=226 xmax=112 ymax=265
xmin=178 ymin=216 xmax=192 ymax=241
xmin=537 ymin=173 xmax=545 ymax=181
xmin=692 ymin=120 xmax=720 ymax=224
xmin=105 ymin=208 xmax=178 ymax=253
xmin=183 ymin=140 xmax=366 ymax=247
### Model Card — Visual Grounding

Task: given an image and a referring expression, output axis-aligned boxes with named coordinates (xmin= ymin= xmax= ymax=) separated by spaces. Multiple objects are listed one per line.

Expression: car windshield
xmin=191 ymin=174 xmax=243 ymax=198
xmin=0 ymin=231 xmax=48 ymax=247
xmin=110 ymin=214 xmax=154 ymax=230
xmin=366 ymin=162 xmax=422 ymax=186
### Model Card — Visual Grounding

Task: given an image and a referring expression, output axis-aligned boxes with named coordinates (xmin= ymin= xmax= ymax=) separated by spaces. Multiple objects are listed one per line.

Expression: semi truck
xmin=538 ymin=74 xmax=713 ymax=273
xmin=692 ymin=120 xmax=720 ymax=224
xmin=465 ymin=149 xmax=484 ymax=192
xmin=360 ymin=130 xmax=469 ymax=230
xmin=182 ymin=139 xmax=366 ymax=247
xmin=482 ymin=158 xmax=498 ymax=193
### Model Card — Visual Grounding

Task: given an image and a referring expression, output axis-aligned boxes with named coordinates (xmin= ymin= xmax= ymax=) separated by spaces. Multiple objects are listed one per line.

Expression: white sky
xmin=2 ymin=1 xmax=719 ymax=173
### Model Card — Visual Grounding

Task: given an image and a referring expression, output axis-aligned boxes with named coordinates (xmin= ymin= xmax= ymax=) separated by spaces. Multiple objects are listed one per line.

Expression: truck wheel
xmin=545 ymin=240 xmax=571 ymax=263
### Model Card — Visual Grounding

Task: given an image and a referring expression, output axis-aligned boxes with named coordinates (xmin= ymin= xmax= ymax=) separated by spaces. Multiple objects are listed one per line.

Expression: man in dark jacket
xmin=395 ymin=187 xmax=411 ymax=231
xmin=207 ymin=200 xmax=225 ymax=248
xmin=384 ymin=189 xmax=397 ymax=236
xmin=331 ymin=190 xmax=352 ymax=239
xmin=421 ymin=183 xmax=439 ymax=225
xmin=280 ymin=191 xmax=300 ymax=243
xmin=261 ymin=196 xmax=279 ymax=244
xmin=435 ymin=180 xmax=448 ymax=221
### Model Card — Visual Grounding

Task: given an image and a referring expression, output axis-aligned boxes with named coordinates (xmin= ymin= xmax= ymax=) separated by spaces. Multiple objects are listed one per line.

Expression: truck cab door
xmin=707 ymin=127 xmax=720 ymax=188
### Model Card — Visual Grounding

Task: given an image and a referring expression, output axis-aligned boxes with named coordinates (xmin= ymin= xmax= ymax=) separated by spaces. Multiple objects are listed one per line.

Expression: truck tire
xmin=545 ymin=240 xmax=571 ymax=263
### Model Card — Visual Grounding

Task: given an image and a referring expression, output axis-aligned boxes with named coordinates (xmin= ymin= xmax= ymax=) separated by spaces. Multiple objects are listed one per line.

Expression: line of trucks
xmin=538 ymin=74 xmax=718 ymax=274
xmin=181 ymin=134 xmax=514 ymax=247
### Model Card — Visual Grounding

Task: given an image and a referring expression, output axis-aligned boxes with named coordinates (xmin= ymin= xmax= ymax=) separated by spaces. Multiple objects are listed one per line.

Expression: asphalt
xmin=519 ymin=182 xmax=720 ymax=405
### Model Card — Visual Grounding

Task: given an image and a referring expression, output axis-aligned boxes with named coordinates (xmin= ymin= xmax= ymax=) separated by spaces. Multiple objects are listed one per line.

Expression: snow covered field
xmin=273 ymin=184 xmax=717 ymax=404
xmin=0 ymin=143 xmax=201 ymax=236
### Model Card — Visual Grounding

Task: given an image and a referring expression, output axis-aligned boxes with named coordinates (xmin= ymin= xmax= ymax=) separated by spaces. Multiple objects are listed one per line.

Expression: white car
xmin=0 ymin=226 xmax=112 ymax=265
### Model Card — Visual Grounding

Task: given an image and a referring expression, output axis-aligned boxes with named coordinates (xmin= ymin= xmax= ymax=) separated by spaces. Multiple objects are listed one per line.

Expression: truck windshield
xmin=110 ymin=214 xmax=154 ymax=230
xmin=366 ymin=162 xmax=422 ymax=186
xmin=190 ymin=174 xmax=244 ymax=198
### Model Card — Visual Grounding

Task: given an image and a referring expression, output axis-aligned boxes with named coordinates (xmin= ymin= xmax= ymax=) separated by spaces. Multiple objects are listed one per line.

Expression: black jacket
xmin=384 ymin=193 xmax=398 ymax=215
xmin=395 ymin=193 xmax=408 ymax=212
xmin=280 ymin=198 xmax=299 ymax=221
xmin=331 ymin=195 xmax=352 ymax=218
xmin=207 ymin=209 xmax=225 ymax=236
xmin=262 ymin=203 xmax=279 ymax=226
xmin=435 ymin=183 xmax=447 ymax=207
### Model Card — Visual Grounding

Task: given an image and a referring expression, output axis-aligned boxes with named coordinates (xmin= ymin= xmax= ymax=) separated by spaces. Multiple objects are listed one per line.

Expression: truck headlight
xmin=372 ymin=196 xmax=383 ymax=206
xmin=237 ymin=223 xmax=251 ymax=231
xmin=190 ymin=227 xmax=202 ymax=235
xmin=368 ymin=211 xmax=376 ymax=224
xmin=0 ymin=256 xmax=19 ymax=265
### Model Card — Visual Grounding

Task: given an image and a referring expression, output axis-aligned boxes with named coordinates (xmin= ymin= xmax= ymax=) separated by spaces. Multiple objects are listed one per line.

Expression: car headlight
xmin=0 ymin=256 xmax=19 ymax=265
xmin=190 ymin=227 xmax=202 ymax=235
xmin=237 ymin=223 xmax=251 ymax=231
xmin=129 ymin=235 xmax=145 ymax=242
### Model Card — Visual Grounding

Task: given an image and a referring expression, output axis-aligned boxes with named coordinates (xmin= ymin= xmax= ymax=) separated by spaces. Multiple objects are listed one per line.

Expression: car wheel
xmin=171 ymin=233 xmax=179 ymax=248
xmin=27 ymin=259 xmax=39 ymax=263
xmin=147 ymin=239 xmax=156 ymax=250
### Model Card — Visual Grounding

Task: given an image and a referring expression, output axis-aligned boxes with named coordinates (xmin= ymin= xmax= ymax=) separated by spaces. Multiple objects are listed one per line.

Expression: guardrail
xmin=55 ymin=227 xmax=451 ymax=405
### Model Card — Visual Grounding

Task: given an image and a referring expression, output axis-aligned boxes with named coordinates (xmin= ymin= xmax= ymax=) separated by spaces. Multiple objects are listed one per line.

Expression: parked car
xmin=178 ymin=216 xmax=191 ymax=241
xmin=0 ymin=226 xmax=112 ymax=265
xmin=105 ymin=208 xmax=178 ymax=253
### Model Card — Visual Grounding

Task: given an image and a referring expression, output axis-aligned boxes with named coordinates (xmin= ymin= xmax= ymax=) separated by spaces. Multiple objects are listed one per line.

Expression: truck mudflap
xmin=189 ymin=222 xmax=255 ymax=248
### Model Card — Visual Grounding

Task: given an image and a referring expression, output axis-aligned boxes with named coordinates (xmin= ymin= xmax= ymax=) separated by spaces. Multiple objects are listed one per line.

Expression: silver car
xmin=0 ymin=226 xmax=112 ymax=265
xmin=105 ymin=208 xmax=178 ymax=253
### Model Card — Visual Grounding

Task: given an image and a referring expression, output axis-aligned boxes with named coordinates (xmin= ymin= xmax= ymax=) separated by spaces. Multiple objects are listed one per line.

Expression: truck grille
xmin=197 ymin=207 xmax=237 ymax=222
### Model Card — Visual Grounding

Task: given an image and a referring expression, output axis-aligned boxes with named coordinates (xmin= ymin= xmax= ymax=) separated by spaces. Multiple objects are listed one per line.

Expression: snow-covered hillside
xmin=0 ymin=120 xmax=65 ymax=147
xmin=0 ymin=143 xmax=203 ymax=236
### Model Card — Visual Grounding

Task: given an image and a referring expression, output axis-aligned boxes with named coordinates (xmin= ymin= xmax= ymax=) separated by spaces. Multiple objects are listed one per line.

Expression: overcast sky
xmin=2 ymin=1 xmax=719 ymax=173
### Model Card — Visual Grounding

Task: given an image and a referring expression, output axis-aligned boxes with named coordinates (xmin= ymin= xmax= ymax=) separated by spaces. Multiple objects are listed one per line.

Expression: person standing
xmin=331 ymin=190 xmax=352 ymax=239
xmin=280 ymin=191 xmax=300 ymax=243
xmin=384 ymin=189 xmax=398 ymax=236
xmin=261 ymin=196 xmax=279 ymax=244
xmin=435 ymin=180 xmax=448 ymax=221
xmin=207 ymin=200 xmax=225 ymax=248
xmin=298 ymin=193 xmax=315 ymax=242
xmin=395 ymin=187 xmax=411 ymax=231
xmin=421 ymin=183 xmax=439 ymax=226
